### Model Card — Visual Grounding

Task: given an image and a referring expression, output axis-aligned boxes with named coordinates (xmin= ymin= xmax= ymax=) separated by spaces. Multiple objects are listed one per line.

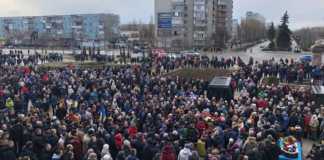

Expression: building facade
xmin=0 ymin=13 xmax=120 ymax=46
xmin=246 ymin=11 xmax=266 ymax=24
xmin=155 ymin=0 xmax=233 ymax=50
xmin=231 ymin=19 xmax=239 ymax=41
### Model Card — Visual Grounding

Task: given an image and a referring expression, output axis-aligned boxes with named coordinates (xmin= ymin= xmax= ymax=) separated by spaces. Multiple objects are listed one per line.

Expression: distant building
xmin=246 ymin=11 xmax=266 ymax=24
xmin=231 ymin=19 xmax=239 ymax=41
xmin=120 ymin=24 xmax=141 ymax=43
xmin=155 ymin=0 xmax=233 ymax=50
xmin=120 ymin=31 xmax=141 ymax=42
xmin=119 ymin=23 xmax=155 ymax=48
xmin=0 ymin=13 xmax=120 ymax=46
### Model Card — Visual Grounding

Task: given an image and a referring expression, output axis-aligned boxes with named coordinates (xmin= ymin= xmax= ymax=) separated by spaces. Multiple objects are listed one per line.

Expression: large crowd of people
xmin=156 ymin=55 xmax=324 ymax=84
xmin=0 ymin=51 xmax=324 ymax=160
xmin=0 ymin=50 xmax=63 ymax=66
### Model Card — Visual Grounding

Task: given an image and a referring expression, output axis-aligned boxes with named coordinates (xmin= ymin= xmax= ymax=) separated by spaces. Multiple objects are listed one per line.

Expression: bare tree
xmin=239 ymin=18 xmax=266 ymax=43
xmin=294 ymin=27 xmax=324 ymax=51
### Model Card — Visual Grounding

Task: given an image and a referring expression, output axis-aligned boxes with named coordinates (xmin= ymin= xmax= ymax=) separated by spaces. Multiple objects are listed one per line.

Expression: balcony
xmin=72 ymin=25 xmax=82 ymax=29
xmin=98 ymin=31 xmax=105 ymax=35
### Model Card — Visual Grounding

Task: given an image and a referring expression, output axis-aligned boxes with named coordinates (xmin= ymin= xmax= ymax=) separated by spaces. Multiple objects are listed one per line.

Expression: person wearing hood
xmin=101 ymin=144 xmax=111 ymax=158
xmin=178 ymin=143 xmax=193 ymax=160
xmin=160 ymin=143 xmax=177 ymax=160
xmin=5 ymin=97 xmax=14 ymax=112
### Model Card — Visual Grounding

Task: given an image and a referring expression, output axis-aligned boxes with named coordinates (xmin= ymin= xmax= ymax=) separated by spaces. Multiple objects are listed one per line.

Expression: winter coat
xmin=160 ymin=144 xmax=177 ymax=160
xmin=178 ymin=147 xmax=192 ymax=160
xmin=142 ymin=143 xmax=157 ymax=160
xmin=70 ymin=136 xmax=83 ymax=160
xmin=196 ymin=139 xmax=206 ymax=157
xmin=114 ymin=133 xmax=123 ymax=150
xmin=186 ymin=127 xmax=198 ymax=143
xmin=32 ymin=135 xmax=45 ymax=157
xmin=0 ymin=146 xmax=16 ymax=160
xmin=128 ymin=127 xmax=138 ymax=139
xmin=262 ymin=142 xmax=281 ymax=160
xmin=38 ymin=150 xmax=52 ymax=160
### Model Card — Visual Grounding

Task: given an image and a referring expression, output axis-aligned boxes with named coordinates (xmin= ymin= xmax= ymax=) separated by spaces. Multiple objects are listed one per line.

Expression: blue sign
xmin=158 ymin=12 xmax=172 ymax=29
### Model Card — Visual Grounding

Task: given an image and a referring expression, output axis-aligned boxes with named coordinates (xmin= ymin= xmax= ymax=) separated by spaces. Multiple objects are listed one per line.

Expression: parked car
xmin=181 ymin=50 xmax=201 ymax=57
xmin=300 ymin=55 xmax=312 ymax=63
xmin=167 ymin=53 xmax=181 ymax=59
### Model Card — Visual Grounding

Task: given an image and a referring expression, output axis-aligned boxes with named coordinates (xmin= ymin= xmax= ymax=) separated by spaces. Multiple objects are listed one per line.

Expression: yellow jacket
xmin=196 ymin=139 xmax=206 ymax=157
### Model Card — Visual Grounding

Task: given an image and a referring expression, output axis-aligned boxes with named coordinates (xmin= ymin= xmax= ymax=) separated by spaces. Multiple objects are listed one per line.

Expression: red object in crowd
xmin=256 ymin=99 xmax=268 ymax=108
xmin=160 ymin=144 xmax=177 ymax=160
xmin=230 ymin=80 xmax=237 ymax=90
xmin=114 ymin=133 xmax=123 ymax=150
xmin=70 ymin=137 xmax=83 ymax=160
xmin=20 ymin=86 xmax=29 ymax=94
xmin=66 ymin=113 xmax=80 ymax=122
xmin=22 ymin=66 xmax=31 ymax=75
xmin=196 ymin=120 xmax=207 ymax=135
xmin=304 ymin=114 xmax=311 ymax=126
xmin=42 ymin=73 xmax=49 ymax=81
xmin=152 ymin=48 xmax=167 ymax=58
xmin=128 ymin=126 xmax=138 ymax=139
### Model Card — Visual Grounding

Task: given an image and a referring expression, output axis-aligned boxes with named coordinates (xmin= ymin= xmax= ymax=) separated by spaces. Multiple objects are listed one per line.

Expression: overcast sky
xmin=0 ymin=0 xmax=323 ymax=30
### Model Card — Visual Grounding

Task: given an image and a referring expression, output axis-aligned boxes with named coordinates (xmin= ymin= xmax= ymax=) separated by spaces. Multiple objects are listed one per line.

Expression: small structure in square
xmin=311 ymin=39 xmax=324 ymax=66
xmin=208 ymin=76 xmax=233 ymax=101
xmin=311 ymin=85 xmax=324 ymax=105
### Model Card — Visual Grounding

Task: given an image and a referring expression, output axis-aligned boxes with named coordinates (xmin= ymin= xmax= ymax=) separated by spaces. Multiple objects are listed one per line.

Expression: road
xmin=202 ymin=41 xmax=315 ymax=64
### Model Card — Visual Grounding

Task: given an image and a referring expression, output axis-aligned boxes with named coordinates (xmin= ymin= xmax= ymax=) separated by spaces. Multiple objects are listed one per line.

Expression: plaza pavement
xmin=202 ymin=41 xmax=315 ymax=64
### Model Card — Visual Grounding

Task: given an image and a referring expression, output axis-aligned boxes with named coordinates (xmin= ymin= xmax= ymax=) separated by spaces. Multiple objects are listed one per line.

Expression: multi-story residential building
xmin=0 ymin=13 xmax=120 ymax=46
xmin=155 ymin=0 xmax=233 ymax=50
xmin=231 ymin=19 xmax=239 ymax=41
xmin=120 ymin=24 xmax=141 ymax=43
xmin=246 ymin=11 xmax=266 ymax=24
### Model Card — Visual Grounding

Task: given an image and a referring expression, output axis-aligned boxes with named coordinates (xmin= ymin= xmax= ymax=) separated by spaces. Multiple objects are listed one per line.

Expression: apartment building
xmin=0 ymin=13 xmax=120 ymax=46
xmin=155 ymin=0 xmax=233 ymax=50
xmin=246 ymin=11 xmax=266 ymax=24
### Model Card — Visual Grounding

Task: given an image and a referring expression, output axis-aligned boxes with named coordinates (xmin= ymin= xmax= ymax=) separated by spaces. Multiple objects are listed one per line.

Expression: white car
xmin=181 ymin=50 xmax=200 ymax=56
xmin=167 ymin=53 xmax=181 ymax=58
xmin=131 ymin=52 xmax=144 ymax=59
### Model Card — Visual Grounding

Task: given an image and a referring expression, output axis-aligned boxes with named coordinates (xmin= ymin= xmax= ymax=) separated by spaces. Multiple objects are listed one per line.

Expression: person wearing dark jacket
xmin=0 ymin=140 xmax=16 ymax=160
xmin=32 ymin=128 xmax=46 ymax=159
xmin=38 ymin=144 xmax=53 ymax=160
xmin=10 ymin=118 xmax=24 ymax=153
xmin=142 ymin=141 xmax=157 ymax=160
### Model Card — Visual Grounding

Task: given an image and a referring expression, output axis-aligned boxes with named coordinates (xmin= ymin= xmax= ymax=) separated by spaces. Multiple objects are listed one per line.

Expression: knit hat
xmin=123 ymin=139 xmax=131 ymax=147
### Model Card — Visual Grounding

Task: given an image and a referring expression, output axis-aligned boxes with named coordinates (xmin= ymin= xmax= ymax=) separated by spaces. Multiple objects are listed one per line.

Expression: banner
xmin=158 ymin=12 xmax=172 ymax=29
